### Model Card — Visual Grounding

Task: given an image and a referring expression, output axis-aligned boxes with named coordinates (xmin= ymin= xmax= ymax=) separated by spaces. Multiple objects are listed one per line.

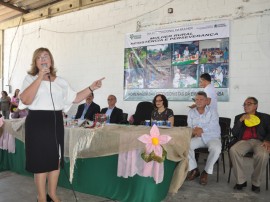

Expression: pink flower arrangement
xmin=138 ymin=125 xmax=171 ymax=162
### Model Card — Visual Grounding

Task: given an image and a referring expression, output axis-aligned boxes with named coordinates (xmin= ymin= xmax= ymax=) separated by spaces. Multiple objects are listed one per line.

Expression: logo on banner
xmin=130 ymin=34 xmax=141 ymax=40
xmin=214 ymin=23 xmax=227 ymax=28
xmin=196 ymin=25 xmax=213 ymax=30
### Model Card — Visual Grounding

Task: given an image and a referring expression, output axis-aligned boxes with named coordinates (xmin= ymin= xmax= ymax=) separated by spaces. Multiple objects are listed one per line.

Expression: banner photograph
xmin=124 ymin=20 xmax=229 ymax=101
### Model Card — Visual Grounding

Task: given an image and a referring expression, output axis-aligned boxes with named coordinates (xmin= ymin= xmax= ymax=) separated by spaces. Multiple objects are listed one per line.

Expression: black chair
xmin=132 ymin=101 xmax=154 ymax=125
xmin=228 ymin=151 xmax=269 ymax=190
xmin=219 ymin=117 xmax=232 ymax=171
xmin=195 ymin=117 xmax=231 ymax=182
xmin=174 ymin=115 xmax=187 ymax=127
xmin=120 ymin=113 xmax=129 ymax=124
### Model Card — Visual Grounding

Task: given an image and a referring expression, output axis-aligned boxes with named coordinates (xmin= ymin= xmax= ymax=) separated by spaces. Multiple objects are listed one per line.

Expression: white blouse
xmin=19 ymin=75 xmax=77 ymax=113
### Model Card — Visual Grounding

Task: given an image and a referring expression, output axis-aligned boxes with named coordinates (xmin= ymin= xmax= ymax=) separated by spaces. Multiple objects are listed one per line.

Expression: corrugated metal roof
xmin=0 ymin=0 xmax=62 ymax=23
xmin=0 ymin=0 xmax=120 ymax=29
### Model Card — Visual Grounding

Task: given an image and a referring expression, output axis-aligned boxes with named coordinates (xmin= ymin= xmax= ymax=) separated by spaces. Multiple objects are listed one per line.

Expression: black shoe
xmin=233 ymin=181 xmax=247 ymax=190
xmin=47 ymin=194 xmax=53 ymax=202
xmin=251 ymin=184 xmax=260 ymax=193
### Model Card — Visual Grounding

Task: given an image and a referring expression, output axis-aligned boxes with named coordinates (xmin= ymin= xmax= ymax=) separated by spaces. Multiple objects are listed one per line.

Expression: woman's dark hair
xmin=13 ymin=89 xmax=20 ymax=98
xmin=152 ymin=94 xmax=168 ymax=108
xmin=2 ymin=91 xmax=8 ymax=96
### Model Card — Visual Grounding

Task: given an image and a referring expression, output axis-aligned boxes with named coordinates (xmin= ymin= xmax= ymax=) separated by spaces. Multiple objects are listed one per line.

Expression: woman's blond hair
xmin=27 ymin=47 xmax=57 ymax=76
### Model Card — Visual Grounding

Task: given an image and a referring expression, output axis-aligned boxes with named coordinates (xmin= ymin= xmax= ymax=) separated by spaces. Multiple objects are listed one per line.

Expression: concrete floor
xmin=0 ymin=154 xmax=269 ymax=202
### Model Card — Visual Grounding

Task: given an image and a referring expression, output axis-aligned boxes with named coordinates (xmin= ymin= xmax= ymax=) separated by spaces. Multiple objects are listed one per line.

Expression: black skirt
xmin=25 ymin=110 xmax=64 ymax=173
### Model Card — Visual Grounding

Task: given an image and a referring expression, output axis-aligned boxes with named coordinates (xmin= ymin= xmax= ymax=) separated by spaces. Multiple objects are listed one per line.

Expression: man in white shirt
xmin=186 ymin=91 xmax=221 ymax=185
xmin=199 ymin=73 xmax=218 ymax=111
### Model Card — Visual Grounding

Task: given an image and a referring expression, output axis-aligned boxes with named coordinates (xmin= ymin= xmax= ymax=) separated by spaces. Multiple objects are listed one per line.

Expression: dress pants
xmin=229 ymin=139 xmax=269 ymax=186
xmin=188 ymin=137 xmax=221 ymax=174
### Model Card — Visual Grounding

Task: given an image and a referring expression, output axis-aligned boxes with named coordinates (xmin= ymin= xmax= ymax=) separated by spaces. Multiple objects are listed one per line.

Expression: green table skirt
xmin=1 ymin=139 xmax=177 ymax=202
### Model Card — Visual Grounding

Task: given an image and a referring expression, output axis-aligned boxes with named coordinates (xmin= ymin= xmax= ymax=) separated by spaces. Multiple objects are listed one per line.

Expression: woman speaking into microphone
xmin=19 ymin=47 xmax=104 ymax=202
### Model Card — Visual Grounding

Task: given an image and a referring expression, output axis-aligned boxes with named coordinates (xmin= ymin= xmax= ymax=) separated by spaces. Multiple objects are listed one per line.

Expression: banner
xmin=124 ymin=20 xmax=230 ymax=101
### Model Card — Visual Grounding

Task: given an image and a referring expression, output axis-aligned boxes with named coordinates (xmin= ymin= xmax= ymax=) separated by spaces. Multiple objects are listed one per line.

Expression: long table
xmin=1 ymin=119 xmax=192 ymax=202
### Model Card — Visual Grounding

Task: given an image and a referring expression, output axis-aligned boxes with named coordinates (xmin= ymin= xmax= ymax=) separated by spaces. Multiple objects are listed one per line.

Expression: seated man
xmin=229 ymin=97 xmax=270 ymax=193
xmin=75 ymin=93 xmax=100 ymax=121
xmin=186 ymin=91 xmax=221 ymax=185
xmin=101 ymin=95 xmax=123 ymax=124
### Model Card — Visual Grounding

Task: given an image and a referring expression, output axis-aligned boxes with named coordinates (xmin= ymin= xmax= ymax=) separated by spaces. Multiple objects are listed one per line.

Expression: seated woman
xmin=10 ymin=89 xmax=20 ymax=113
xmin=10 ymin=89 xmax=28 ymax=119
xmin=0 ymin=91 xmax=11 ymax=119
xmin=151 ymin=94 xmax=174 ymax=126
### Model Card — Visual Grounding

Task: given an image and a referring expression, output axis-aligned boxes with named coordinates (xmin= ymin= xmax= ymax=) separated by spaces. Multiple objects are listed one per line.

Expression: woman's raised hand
xmin=38 ymin=65 xmax=50 ymax=79
xmin=90 ymin=77 xmax=105 ymax=91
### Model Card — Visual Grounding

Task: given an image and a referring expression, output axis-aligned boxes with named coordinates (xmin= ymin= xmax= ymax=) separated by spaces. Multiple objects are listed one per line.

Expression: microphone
xmin=41 ymin=63 xmax=47 ymax=68
xmin=41 ymin=64 xmax=50 ymax=80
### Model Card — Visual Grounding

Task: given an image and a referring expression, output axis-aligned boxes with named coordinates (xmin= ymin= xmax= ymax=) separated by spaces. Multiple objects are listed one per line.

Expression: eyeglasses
xmin=37 ymin=55 xmax=50 ymax=61
xmin=242 ymin=103 xmax=256 ymax=107
xmin=107 ymin=99 xmax=115 ymax=101
xmin=155 ymin=100 xmax=163 ymax=103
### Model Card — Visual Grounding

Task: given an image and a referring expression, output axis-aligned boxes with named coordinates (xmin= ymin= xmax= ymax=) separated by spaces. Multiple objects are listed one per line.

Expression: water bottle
xmin=106 ymin=115 xmax=110 ymax=124
xmin=71 ymin=115 xmax=76 ymax=127
xmin=145 ymin=120 xmax=150 ymax=126
xmin=151 ymin=120 xmax=157 ymax=126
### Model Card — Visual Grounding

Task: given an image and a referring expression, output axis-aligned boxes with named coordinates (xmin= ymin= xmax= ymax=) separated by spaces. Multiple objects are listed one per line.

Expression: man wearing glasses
xmin=230 ymin=97 xmax=270 ymax=193
xmin=101 ymin=95 xmax=123 ymax=124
